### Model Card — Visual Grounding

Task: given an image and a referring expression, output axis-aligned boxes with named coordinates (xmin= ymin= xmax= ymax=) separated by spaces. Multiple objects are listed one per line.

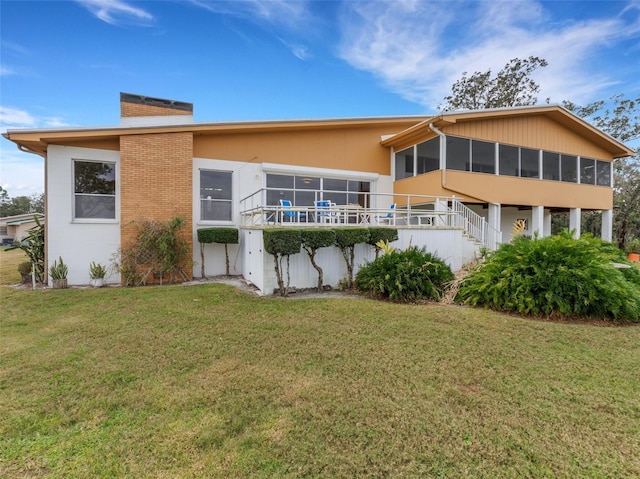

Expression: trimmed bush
xmin=334 ymin=228 xmax=370 ymax=289
xmin=197 ymin=227 xmax=239 ymax=276
xmin=264 ymin=229 xmax=303 ymax=296
xmin=301 ymin=229 xmax=336 ymax=292
xmin=355 ymin=246 xmax=454 ymax=303
xmin=456 ymin=232 xmax=640 ymax=322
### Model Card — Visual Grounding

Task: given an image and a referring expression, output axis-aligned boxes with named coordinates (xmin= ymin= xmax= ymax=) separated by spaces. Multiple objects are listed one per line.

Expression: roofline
xmin=380 ymin=104 xmax=635 ymax=158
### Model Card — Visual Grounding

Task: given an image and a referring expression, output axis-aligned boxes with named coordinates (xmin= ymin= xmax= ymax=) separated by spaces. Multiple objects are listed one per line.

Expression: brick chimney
xmin=119 ymin=92 xmax=194 ymax=126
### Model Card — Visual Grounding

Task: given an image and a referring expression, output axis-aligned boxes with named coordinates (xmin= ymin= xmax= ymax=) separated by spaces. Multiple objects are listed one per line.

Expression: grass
xmin=1 ymin=248 xmax=639 ymax=478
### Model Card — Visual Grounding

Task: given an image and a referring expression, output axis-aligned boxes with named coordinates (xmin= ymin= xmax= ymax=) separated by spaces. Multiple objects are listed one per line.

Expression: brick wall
xmin=120 ymin=132 xmax=193 ymax=282
xmin=121 ymin=102 xmax=192 ymax=118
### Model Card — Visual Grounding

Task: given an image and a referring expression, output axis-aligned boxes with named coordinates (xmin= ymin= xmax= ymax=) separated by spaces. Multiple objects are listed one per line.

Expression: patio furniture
xmin=279 ymin=199 xmax=307 ymax=223
xmin=314 ymin=200 xmax=340 ymax=223
xmin=376 ymin=203 xmax=396 ymax=225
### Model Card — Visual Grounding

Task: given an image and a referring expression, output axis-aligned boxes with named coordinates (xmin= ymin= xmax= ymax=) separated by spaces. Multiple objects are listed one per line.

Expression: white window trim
xmin=198 ymin=168 xmax=234 ymax=225
xmin=71 ymin=158 xmax=119 ymax=224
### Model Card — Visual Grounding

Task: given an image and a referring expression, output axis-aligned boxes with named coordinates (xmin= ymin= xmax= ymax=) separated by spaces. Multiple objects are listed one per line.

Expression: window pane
xmin=446 ymin=136 xmax=470 ymax=171
xmin=499 ymin=145 xmax=519 ymax=177
xmin=295 ymin=190 xmax=316 ymax=206
xmin=324 ymin=192 xmax=347 ymax=205
xmin=395 ymin=147 xmax=414 ymax=180
xmin=597 ymin=160 xmax=611 ymax=186
xmin=75 ymin=161 xmax=115 ymax=194
xmin=266 ymin=174 xmax=293 ymax=188
xmin=75 ymin=195 xmax=116 ymax=219
xmin=201 ymin=170 xmax=232 ymax=200
xmin=295 ymin=176 xmax=320 ymax=190
xmin=417 ymin=137 xmax=439 ymax=174
xmin=324 ymin=178 xmax=347 ymax=192
xmin=200 ymin=170 xmax=232 ymax=220
xmin=580 ymin=158 xmax=595 ymax=185
xmin=471 ymin=140 xmax=495 ymax=174
xmin=521 ymin=148 xmax=539 ymax=178
xmin=543 ymin=152 xmax=560 ymax=180
xmin=201 ymin=200 xmax=232 ymax=221
xmin=561 ymin=155 xmax=577 ymax=183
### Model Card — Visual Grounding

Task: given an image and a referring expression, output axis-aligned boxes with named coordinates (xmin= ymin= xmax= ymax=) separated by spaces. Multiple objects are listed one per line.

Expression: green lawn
xmin=1 ymin=248 xmax=639 ymax=478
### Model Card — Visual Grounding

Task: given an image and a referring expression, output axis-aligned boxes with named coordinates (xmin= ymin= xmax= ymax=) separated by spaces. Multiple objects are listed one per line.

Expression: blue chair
xmin=314 ymin=200 xmax=335 ymax=223
xmin=279 ymin=199 xmax=307 ymax=223
xmin=376 ymin=203 xmax=396 ymax=225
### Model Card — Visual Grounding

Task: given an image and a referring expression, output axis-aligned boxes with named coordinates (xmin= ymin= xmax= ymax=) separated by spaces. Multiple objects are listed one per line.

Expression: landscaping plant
xmin=6 ymin=215 xmax=45 ymax=283
xmin=367 ymin=227 xmax=398 ymax=259
xmin=197 ymin=227 xmax=239 ymax=277
xmin=263 ymin=228 xmax=302 ymax=296
xmin=456 ymin=232 xmax=640 ymax=321
xmin=355 ymin=246 xmax=454 ymax=302
xmin=334 ymin=228 xmax=370 ymax=289
xmin=301 ymin=228 xmax=336 ymax=292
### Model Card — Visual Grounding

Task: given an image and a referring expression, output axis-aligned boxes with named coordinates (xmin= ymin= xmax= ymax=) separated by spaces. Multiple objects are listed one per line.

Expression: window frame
xmin=72 ymin=159 xmax=118 ymax=222
xmin=199 ymin=169 xmax=234 ymax=223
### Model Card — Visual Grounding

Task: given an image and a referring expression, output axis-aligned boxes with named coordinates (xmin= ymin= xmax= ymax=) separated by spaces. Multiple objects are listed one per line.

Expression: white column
xmin=531 ymin=206 xmax=544 ymax=238
xmin=569 ymin=208 xmax=581 ymax=239
xmin=488 ymin=202 xmax=501 ymax=241
xmin=543 ymin=209 xmax=552 ymax=237
xmin=601 ymin=209 xmax=613 ymax=242
xmin=433 ymin=197 xmax=448 ymax=226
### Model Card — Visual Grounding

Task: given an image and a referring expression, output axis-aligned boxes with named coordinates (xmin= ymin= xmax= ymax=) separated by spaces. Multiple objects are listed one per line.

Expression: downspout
xmin=428 ymin=123 xmax=447 ymax=191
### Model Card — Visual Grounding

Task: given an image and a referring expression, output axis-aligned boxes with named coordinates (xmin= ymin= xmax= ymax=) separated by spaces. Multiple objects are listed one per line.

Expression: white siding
xmin=47 ymin=145 xmax=121 ymax=285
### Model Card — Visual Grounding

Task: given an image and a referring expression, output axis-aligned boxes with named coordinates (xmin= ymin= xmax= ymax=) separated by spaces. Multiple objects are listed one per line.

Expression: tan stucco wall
xmin=193 ymin=124 xmax=415 ymax=175
xmin=393 ymin=170 xmax=612 ymax=209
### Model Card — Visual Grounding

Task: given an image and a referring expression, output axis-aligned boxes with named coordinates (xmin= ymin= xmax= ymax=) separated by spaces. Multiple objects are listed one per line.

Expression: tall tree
xmin=440 ymin=56 xmax=548 ymax=111
xmin=0 ymin=193 xmax=45 ymax=217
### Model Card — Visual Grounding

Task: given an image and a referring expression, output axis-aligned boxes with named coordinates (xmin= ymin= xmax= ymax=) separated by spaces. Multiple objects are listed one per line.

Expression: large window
xmin=499 ymin=145 xmax=519 ymax=177
xmin=74 ymin=160 xmax=116 ymax=219
xmin=521 ymin=148 xmax=539 ymax=178
xmin=580 ymin=157 xmax=595 ymax=185
xmin=416 ymin=137 xmax=440 ymax=174
xmin=446 ymin=136 xmax=470 ymax=171
xmin=596 ymin=160 xmax=611 ymax=186
xmin=200 ymin=170 xmax=232 ymax=221
xmin=543 ymin=152 xmax=560 ymax=181
xmin=471 ymin=140 xmax=495 ymax=174
xmin=560 ymin=154 xmax=577 ymax=183
xmin=394 ymin=147 xmax=414 ymax=180
xmin=266 ymin=174 xmax=370 ymax=207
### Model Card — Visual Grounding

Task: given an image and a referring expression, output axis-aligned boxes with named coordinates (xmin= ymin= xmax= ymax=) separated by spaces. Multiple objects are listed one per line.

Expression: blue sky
xmin=1 ymin=0 xmax=639 ymax=198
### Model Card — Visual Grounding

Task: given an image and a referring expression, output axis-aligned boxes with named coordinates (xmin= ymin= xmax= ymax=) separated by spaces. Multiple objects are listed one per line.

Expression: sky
xmin=1 ymin=0 xmax=639 ymax=198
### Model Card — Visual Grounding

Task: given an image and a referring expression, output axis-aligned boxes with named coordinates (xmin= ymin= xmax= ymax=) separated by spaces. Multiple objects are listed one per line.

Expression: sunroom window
xmin=580 ymin=158 xmax=596 ymax=185
xmin=596 ymin=160 xmax=611 ymax=186
xmin=74 ymin=160 xmax=116 ymax=219
xmin=561 ymin=155 xmax=577 ymax=183
xmin=394 ymin=147 xmax=414 ymax=180
xmin=446 ymin=136 xmax=470 ymax=171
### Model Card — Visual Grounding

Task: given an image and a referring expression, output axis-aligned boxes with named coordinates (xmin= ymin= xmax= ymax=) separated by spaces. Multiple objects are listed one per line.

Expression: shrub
xmin=367 ymin=227 xmax=398 ymax=258
xmin=301 ymin=228 xmax=336 ymax=292
xmin=355 ymin=246 xmax=454 ymax=303
xmin=18 ymin=261 xmax=32 ymax=283
xmin=334 ymin=228 xmax=370 ymax=289
xmin=197 ymin=227 xmax=239 ymax=276
xmin=456 ymin=232 xmax=640 ymax=322
xmin=116 ymin=216 xmax=190 ymax=286
xmin=49 ymin=256 xmax=68 ymax=280
xmin=263 ymin=229 xmax=302 ymax=296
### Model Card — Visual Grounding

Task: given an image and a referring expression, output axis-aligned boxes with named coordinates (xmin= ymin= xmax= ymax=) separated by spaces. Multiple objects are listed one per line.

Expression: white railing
xmin=239 ymin=189 xmax=501 ymax=250
xmin=450 ymin=199 xmax=501 ymax=250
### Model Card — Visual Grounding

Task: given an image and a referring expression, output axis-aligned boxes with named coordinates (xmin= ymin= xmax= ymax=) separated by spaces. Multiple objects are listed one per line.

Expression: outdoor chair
xmin=279 ymin=199 xmax=307 ymax=223
xmin=314 ymin=200 xmax=337 ymax=223
xmin=376 ymin=203 xmax=397 ymax=225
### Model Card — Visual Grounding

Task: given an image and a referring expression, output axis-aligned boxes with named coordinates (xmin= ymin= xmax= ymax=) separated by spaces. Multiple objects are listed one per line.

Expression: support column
xmin=488 ymin=203 xmax=502 ymax=243
xmin=543 ymin=209 xmax=552 ymax=237
xmin=569 ymin=208 xmax=581 ymax=239
xmin=531 ymin=206 xmax=544 ymax=238
xmin=433 ymin=197 xmax=449 ymax=226
xmin=601 ymin=209 xmax=613 ymax=242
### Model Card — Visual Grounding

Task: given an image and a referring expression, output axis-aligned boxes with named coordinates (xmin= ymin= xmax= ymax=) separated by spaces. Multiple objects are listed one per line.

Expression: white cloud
xmin=191 ymin=0 xmax=315 ymax=59
xmin=337 ymin=0 xmax=640 ymax=110
xmin=0 ymin=65 xmax=16 ymax=76
xmin=75 ymin=0 xmax=154 ymax=26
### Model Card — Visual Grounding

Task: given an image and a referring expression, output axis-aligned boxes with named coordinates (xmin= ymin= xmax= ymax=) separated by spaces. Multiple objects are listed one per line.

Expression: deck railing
xmin=239 ymin=189 xmax=501 ymax=250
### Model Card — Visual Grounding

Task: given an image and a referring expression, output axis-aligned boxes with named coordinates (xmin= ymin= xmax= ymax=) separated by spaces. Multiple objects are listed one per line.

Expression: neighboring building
xmin=0 ymin=213 xmax=44 ymax=246
xmin=3 ymin=93 xmax=633 ymax=292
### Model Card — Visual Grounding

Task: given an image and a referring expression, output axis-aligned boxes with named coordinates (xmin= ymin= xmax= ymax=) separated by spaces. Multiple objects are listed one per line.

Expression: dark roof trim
xmin=120 ymin=92 xmax=193 ymax=113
